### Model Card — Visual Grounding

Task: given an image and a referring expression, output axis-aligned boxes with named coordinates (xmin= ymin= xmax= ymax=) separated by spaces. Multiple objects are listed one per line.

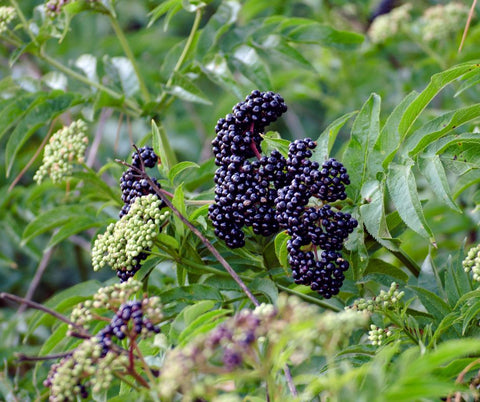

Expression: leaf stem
xmin=108 ymin=14 xmax=151 ymax=103
xmin=0 ymin=292 xmax=90 ymax=336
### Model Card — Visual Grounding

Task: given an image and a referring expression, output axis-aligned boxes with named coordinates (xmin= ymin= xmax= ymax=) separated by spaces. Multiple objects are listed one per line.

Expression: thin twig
xmin=0 ymin=292 xmax=89 ymax=336
xmin=115 ymin=159 xmax=260 ymax=307
xmin=17 ymin=352 xmax=73 ymax=362
xmin=8 ymin=119 xmax=56 ymax=193
xmin=283 ymin=365 xmax=298 ymax=397
xmin=17 ymin=247 xmax=55 ymax=314
xmin=459 ymin=0 xmax=477 ymax=53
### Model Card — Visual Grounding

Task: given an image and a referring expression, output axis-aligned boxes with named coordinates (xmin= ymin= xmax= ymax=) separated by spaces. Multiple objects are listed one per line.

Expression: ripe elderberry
xmin=209 ymin=91 xmax=288 ymax=248
xmin=119 ymin=146 xmax=164 ymax=218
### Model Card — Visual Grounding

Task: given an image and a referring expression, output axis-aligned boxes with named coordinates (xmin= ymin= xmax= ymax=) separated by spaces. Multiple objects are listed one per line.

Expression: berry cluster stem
xmin=118 ymin=160 xmax=260 ymax=307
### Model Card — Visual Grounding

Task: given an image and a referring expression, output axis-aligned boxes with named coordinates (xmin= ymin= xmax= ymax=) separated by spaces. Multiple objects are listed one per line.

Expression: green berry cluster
xmin=368 ymin=4 xmax=411 ymax=44
xmin=0 ymin=6 xmax=16 ymax=34
xmin=34 ymin=120 xmax=88 ymax=184
xmin=69 ymin=279 xmax=143 ymax=332
xmin=348 ymin=282 xmax=405 ymax=312
xmin=463 ymin=244 xmax=480 ymax=282
xmin=420 ymin=2 xmax=468 ymax=42
xmin=44 ymin=337 xmax=128 ymax=402
xmin=92 ymin=194 xmax=169 ymax=275
xmin=368 ymin=325 xmax=393 ymax=346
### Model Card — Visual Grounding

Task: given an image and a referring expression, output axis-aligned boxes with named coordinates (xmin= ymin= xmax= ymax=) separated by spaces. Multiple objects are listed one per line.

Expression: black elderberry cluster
xmin=97 ymin=301 xmax=160 ymax=355
xmin=276 ymin=139 xmax=357 ymax=298
xmin=209 ymin=92 xmax=357 ymax=298
xmin=119 ymin=146 xmax=163 ymax=218
xmin=117 ymin=146 xmax=165 ymax=281
xmin=208 ymin=90 xmax=288 ymax=248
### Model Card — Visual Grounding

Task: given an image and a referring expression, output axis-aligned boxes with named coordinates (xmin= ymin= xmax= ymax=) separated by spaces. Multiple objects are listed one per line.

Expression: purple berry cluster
xmin=208 ymin=91 xmax=288 ymax=248
xmin=209 ymin=93 xmax=357 ymax=298
xmin=119 ymin=146 xmax=163 ymax=218
xmin=97 ymin=300 xmax=160 ymax=355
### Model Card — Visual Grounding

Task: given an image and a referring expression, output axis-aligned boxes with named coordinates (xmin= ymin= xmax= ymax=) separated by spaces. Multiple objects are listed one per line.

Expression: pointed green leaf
xmin=201 ymin=53 xmax=244 ymax=99
xmin=359 ymin=180 xmax=399 ymax=251
xmin=151 ymin=119 xmax=177 ymax=173
xmin=148 ymin=0 xmax=181 ymax=27
xmin=409 ymin=286 xmax=451 ymax=323
xmin=280 ymin=19 xmax=364 ymax=49
xmin=103 ymin=56 xmax=139 ymax=97
xmin=166 ymin=72 xmax=212 ymax=105
xmin=274 ymin=231 xmax=290 ymax=269
xmin=343 ymin=93 xmax=381 ymax=200
xmin=47 ymin=216 xmax=105 ymax=248
xmin=5 ymin=91 xmax=82 ymax=176
xmin=405 ymin=104 xmax=480 ymax=156
xmin=231 ymin=45 xmax=271 ymax=89
xmin=168 ymin=161 xmax=200 ymax=183
xmin=398 ymin=63 xmax=480 ymax=139
xmin=315 ymin=110 xmax=357 ymax=160
xmin=418 ymin=155 xmax=460 ymax=212
xmin=386 ymin=162 xmax=433 ymax=239
xmin=172 ymin=184 xmax=186 ymax=239
xmin=249 ymin=277 xmax=278 ymax=304
xmin=362 ymin=258 xmax=409 ymax=284
xmin=0 ymin=92 xmax=44 ymax=141
xmin=462 ymin=300 xmax=480 ymax=335
xmin=375 ymin=91 xmax=418 ymax=172
xmin=22 ymin=205 xmax=98 ymax=245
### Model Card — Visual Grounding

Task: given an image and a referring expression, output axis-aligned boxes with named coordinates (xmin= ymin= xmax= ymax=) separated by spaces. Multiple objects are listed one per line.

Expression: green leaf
xmin=22 ymin=205 xmax=98 ymax=245
xmin=37 ymin=323 xmax=69 ymax=357
xmin=168 ymin=161 xmax=200 ymax=183
xmin=165 ymin=73 xmax=212 ymax=105
xmin=374 ymin=91 xmax=418 ymax=172
xmin=201 ymin=53 xmax=244 ymax=99
xmin=157 ymin=233 xmax=180 ymax=250
xmin=405 ymin=104 xmax=480 ymax=156
xmin=179 ymin=309 xmax=230 ymax=346
xmin=361 ymin=258 xmax=409 ymax=284
xmin=418 ymin=155 xmax=460 ymax=212
xmin=249 ymin=277 xmax=278 ymax=303
xmin=196 ymin=0 xmax=241 ymax=57
xmin=315 ymin=111 xmax=357 ymax=160
xmin=156 ymin=284 xmax=223 ymax=305
xmin=279 ymin=18 xmax=364 ymax=49
xmin=409 ymin=286 xmax=451 ymax=324
xmin=462 ymin=300 xmax=480 ymax=335
xmin=386 ymin=162 xmax=433 ymax=239
xmin=172 ymin=184 xmax=186 ymax=239
xmin=47 ymin=216 xmax=105 ymax=248
xmin=254 ymin=35 xmax=314 ymax=71
xmin=0 ymin=92 xmax=43 ymax=141
xmin=343 ymin=93 xmax=381 ymax=201
xmin=5 ymin=91 xmax=82 ymax=176
xmin=274 ymin=231 xmax=290 ymax=269
xmin=359 ymin=180 xmax=399 ymax=251
xmin=230 ymin=45 xmax=271 ymax=89
xmin=454 ymin=67 xmax=480 ymax=97
xmin=103 ymin=56 xmax=139 ymax=97
xmin=151 ymin=119 xmax=177 ymax=173
xmin=148 ymin=0 xmax=182 ymax=28
xmin=398 ymin=63 xmax=480 ymax=140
